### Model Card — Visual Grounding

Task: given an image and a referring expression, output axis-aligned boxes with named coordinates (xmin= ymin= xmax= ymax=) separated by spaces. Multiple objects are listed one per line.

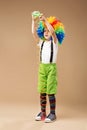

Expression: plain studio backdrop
xmin=0 ymin=0 xmax=87 ymax=110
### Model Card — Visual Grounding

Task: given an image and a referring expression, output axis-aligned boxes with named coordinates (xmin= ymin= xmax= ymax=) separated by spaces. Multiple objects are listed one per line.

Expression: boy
xmin=32 ymin=12 xmax=59 ymax=123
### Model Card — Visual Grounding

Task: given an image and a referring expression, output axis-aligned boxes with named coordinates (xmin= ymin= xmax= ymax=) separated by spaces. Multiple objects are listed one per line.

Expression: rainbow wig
xmin=37 ymin=16 xmax=65 ymax=44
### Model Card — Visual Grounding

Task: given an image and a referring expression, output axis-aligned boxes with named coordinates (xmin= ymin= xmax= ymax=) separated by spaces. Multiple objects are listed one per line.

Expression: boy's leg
xmin=48 ymin=94 xmax=56 ymax=114
xmin=40 ymin=93 xmax=47 ymax=115
xmin=35 ymin=93 xmax=47 ymax=121
xmin=45 ymin=94 xmax=56 ymax=123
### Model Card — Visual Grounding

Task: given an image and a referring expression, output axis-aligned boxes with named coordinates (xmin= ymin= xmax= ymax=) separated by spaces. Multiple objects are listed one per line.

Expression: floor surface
xmin=0 ymin=103 xmax=87 ymax=130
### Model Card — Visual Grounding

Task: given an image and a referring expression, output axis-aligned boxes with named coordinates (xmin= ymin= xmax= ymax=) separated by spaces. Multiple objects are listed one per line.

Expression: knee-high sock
xmin=48 ymin=94 xmax=56 ymax=114
xmin=40 ymin=93 xmax=47 ymax=114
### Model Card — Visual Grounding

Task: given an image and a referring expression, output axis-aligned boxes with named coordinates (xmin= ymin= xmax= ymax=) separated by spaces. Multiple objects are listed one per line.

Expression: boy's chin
xmin=45 ymin=37 xmax=51 ymax=41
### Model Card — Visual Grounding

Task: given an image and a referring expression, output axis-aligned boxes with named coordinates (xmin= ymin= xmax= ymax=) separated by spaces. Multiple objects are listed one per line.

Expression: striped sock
xmin=40 ymin=93 xmax=47 ymax=115
xmin=48 ymin=94 xmax=56 ymax=114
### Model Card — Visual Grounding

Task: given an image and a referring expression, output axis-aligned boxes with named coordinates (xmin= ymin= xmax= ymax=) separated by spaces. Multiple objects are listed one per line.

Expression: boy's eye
xmin=44 ymin=29 xmax=47 ymax=32
xmin=44 ymin=29 xmax=49 ymax=33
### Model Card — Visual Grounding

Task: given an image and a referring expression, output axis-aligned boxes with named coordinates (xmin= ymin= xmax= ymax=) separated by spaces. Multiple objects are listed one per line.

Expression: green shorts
xmin=38 ymin=63 xmax=58 ymax=94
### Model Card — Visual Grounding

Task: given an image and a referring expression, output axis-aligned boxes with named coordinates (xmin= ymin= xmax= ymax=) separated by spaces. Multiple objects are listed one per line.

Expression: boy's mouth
xmin=45 ymin=35 xmax=48 ymax=37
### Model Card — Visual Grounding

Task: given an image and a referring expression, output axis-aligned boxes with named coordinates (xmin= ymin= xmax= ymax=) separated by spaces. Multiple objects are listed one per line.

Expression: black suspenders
xmin=50 ymin=40 xmax=53 ymax=63
xmin=40 ymin=40 xmax=53 ymax=63
xmin=40 ymin=41 xmax=44 ymax=62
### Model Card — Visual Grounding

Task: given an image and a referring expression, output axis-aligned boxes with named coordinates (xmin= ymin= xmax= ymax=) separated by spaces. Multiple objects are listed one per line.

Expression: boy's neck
xmin=45 ymin=38 xmax=51 ymax=42
xmin=45 ymin=39 xmax=50 ymax=42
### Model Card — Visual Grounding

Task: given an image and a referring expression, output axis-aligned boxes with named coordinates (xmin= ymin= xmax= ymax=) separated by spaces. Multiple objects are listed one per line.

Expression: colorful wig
xmin=37 ymin=16 xmax=65 ymax=44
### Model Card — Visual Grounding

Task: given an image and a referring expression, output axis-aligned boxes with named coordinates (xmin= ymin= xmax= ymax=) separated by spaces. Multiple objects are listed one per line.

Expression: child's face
xmin=44 ymin=28 xmax=51 ymax=40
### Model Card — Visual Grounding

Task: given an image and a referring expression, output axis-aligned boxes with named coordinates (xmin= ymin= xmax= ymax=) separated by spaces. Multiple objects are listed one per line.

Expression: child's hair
xmin=37 ymin=16 xmax=65 ymax=44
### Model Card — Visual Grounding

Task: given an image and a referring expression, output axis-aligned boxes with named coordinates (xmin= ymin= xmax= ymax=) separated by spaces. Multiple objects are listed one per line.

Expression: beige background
xmin=0 ymin=0 xmax=87 ymax=107
xmin=0 ymin=0 xmax=87 ymax=130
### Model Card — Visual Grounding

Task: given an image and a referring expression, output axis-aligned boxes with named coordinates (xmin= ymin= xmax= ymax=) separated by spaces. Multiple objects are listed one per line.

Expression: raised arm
xmin=32 ymin=15 xmax=40 ymax=43
xmin=39 ymin=15 xmax=58 ymax=43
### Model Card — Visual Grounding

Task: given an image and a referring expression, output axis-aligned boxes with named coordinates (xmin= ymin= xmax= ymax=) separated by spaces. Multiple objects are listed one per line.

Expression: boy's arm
xmin=32 ymin=16 xmax=39 ymax=43
xmin=39 ymin=15 xmax=58 ymax=44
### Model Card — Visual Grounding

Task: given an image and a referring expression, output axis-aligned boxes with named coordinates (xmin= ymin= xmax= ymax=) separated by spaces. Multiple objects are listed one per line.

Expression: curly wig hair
xmin=37 ymin=16 xmax=65 ymax=44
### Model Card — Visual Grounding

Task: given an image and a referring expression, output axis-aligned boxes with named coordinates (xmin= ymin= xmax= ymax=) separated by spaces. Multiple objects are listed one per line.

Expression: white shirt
xmin=38 ymin=40 xmax=58 ymax=64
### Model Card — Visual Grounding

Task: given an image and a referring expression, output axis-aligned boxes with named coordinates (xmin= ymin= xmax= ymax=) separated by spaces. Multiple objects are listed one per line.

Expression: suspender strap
xmin=50 ymin=41 xmax=53 ymax=63
xmin=40 ymin=41 xmax=44 ymax=62
xmin=40 ymin=40 xmax=53 ymax=63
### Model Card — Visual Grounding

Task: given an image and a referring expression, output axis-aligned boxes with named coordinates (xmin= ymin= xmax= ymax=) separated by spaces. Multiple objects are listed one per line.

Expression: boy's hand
xmin=32 ymin=11 xmax=41 ymax=23
xmin=39 ymin=14 xmax=46 ymax=22
xmin=32 ymin=15 xmax=39 ymax=22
